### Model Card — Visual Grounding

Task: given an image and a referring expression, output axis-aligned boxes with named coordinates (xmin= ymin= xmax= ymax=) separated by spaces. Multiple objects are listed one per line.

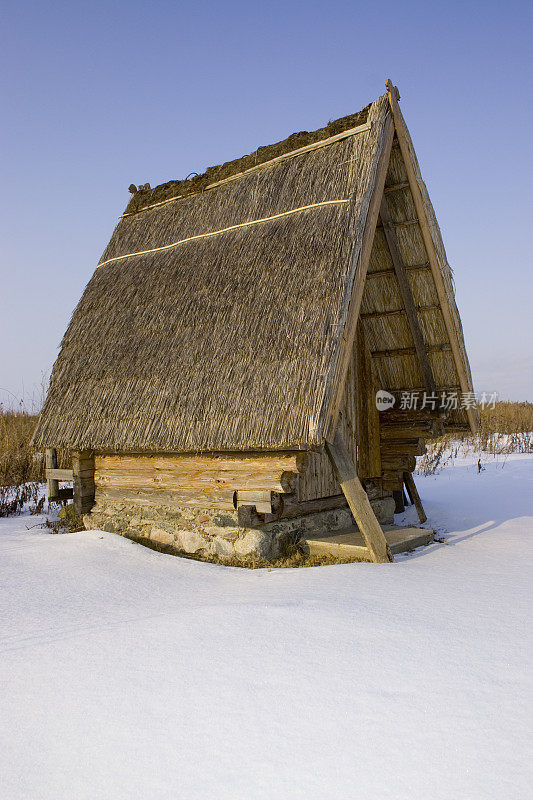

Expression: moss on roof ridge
xmin=125 ymin=104 xmax=371 ymax=215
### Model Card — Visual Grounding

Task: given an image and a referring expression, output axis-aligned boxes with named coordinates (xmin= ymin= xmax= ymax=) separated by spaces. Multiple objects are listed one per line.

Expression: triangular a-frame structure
xmin=34 ymin=82 xmax=477 ymax=562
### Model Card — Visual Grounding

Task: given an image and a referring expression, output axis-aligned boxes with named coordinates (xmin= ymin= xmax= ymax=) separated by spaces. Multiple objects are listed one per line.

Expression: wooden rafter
xmin=322 ymin=113 xmax=395 ymax=443
xmin=385 ymin=79 xmax=478 ymax=433
xmin=379 ymin=195 xmax=436 ymax=393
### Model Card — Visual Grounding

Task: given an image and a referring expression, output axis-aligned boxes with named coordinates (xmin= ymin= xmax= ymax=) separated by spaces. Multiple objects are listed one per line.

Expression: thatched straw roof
xmin=34 ymin=90 xmax=474 ymax=453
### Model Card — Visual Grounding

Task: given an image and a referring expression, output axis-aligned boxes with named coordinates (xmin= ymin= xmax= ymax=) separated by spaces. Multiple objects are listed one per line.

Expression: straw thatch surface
xmin=124 ymin=106 xmax=370 ymax=216
xmin=34 ymin=97 xmax=393 ymax=452
xmin=34 ymin=90 xmax=474 ymax=452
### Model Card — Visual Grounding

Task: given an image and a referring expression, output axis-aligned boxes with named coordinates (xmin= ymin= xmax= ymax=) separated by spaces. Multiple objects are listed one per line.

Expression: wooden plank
xmin=45 ymin=468 xmax=74 ymax=482
xmin=303 ymin=525 xmax=433 ymax=558
xmin=385 ymin=80 xmax=478 ymax=433
xmin=326 ymin=431 xmax=393 ymax=563
xmin=322 ymin=113 xmax=395 ymax=443
xmin=380 ymin=194 xmax=436 ymax=393
xmin=45 ymin=449 xmax=59 ymax=501
xmin=403 ymin=471 xmax=427 ymax=523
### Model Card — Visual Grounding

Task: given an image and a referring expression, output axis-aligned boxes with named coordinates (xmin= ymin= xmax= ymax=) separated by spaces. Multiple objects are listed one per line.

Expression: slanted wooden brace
xmin=72 ymin=451 xmax=95 ymax=514
xmin=326 ymin=431 xmax=394 ymax=563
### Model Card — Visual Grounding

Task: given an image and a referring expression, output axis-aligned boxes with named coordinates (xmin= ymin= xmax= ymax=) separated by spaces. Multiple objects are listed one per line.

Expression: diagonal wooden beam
xmin=322 ymin=113 xmax=395 ymax=443
xmin=403 ymin=471 xmax=427 ymax=524
xmin=379 ymin=195 xmax=436 ymax=393
xmin=326 ymin=430 xmax=394 ymax=563
xmin=385 ymin=79 xmax=478 ymax=433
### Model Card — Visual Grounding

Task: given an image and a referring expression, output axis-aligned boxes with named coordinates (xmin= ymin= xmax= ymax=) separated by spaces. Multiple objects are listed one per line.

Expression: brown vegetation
xmin=418 ymin=401 xmax=533 ymax=475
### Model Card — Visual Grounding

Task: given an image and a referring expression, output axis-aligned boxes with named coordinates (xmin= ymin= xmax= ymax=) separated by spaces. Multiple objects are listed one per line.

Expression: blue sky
xmin=1 ymin=0 xmax=532 ymax=408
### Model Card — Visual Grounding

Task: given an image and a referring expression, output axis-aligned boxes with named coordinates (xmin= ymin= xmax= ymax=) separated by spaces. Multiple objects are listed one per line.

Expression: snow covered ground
xmin=1 ymin=452 xmax=532 ymax=799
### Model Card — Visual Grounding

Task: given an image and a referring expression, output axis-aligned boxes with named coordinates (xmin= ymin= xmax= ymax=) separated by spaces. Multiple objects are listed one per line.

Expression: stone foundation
xmin=84 ymin=495 xmax=395 ymax=561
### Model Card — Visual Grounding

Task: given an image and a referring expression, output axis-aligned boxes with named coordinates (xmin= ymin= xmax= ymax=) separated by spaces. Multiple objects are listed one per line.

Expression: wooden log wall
xmin=94 ymin=453 xmax=306 ymax=514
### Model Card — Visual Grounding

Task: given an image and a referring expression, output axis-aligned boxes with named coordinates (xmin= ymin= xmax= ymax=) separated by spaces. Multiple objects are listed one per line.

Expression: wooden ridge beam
xmin=380 ymin=194 xmax=436 ymax=393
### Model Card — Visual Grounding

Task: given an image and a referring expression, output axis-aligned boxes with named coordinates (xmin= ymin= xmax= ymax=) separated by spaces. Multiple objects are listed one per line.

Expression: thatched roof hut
xmin=34 ymin=82 xmax=476 ymax=563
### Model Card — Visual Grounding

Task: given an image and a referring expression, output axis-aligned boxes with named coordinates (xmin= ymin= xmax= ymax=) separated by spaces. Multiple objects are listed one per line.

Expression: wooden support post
xmin=379 ymin=195 xmax=436 ymax=393
xmin=45 ymin=448 xmax=59 ymax=502
xmin=72 ymin=451 xmax=95 ymax=515
xmin=403 ymin=471 xmax=427 ymax=523
xmin=385 ymin=79 xmax=478 ymax=433
xmin=392 ymin=489 xmax=405 ymax=514
xmin=326 ymin=431 xmax=394 ymax=563
xmin=355 ymin=326 xmax=381 ymax=478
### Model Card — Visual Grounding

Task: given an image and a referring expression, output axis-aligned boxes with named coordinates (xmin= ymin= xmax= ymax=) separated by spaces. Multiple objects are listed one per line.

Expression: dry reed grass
xmin=418 ymin=401 xmax=533 ymax=474
xmin=0 ymin=409 xmax=69 ymax=516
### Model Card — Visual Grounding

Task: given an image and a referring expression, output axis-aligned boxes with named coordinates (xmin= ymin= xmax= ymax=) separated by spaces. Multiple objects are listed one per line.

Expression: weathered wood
xmin=383 ymin=472 xmax=404 ymax=491
xmin=383 ymin=181 xmax=410 ymax=193
xmin=72 ymin=451 xmax=95 ymax=515
xmin=381 ymin=424 xmax=433 ymax=439
xmin=366 ymin=263 xmax=431 ymax=278
xmin=385 ymin=79 xmax=478 ymax=433
xmin=371 ymin=343 xmax=451 ymax=359
xmin=381 ymin=440 xmax=426 ymax=456
xmin=237 ymin=490 xmax=272 ymax=515
xmin=45 ymin=468 xmax=74 ymax=482
xmin=56 ymin=488 xmax=74 ymax=501
xmin=380 ymin=195 xmax=436 ymax=393
xmin=381 ymin=454 xmax=416 ymax=472
xmin=392 ymin=489 xmax=405 ymax=514
xmin=95 ymin=453 xmax=303 ymax=495
xmin=326 ymin=431 xmax=393 ymax=563
xmin=355 ymin=326 xmax=381 ymax=478
xmin=403 ymin=471 xmax=427 ymax=523
xmin=361 ymin=304 xmax=439 ymax=320
xmin=95 ymin=485 xmax=235 ymax=511
xmin=323 ymin=113 xmax=395 ymax=443
xmin=45 ymin=449 xmax=59 ymax=501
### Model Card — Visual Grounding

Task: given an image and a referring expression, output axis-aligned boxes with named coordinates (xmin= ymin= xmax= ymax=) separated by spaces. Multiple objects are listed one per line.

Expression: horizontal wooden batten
xmin=371 ymin=343 xmax=451 ymax=359
xmin=45 ymin=468 xmax=74 ymax=481
xmin=383 ymin=181 xmax=410 ymax=193
xmin=366 ymin=263 xmax=431 ymax=278
xmin=361 ymin=304 xmax=440 ymax=320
